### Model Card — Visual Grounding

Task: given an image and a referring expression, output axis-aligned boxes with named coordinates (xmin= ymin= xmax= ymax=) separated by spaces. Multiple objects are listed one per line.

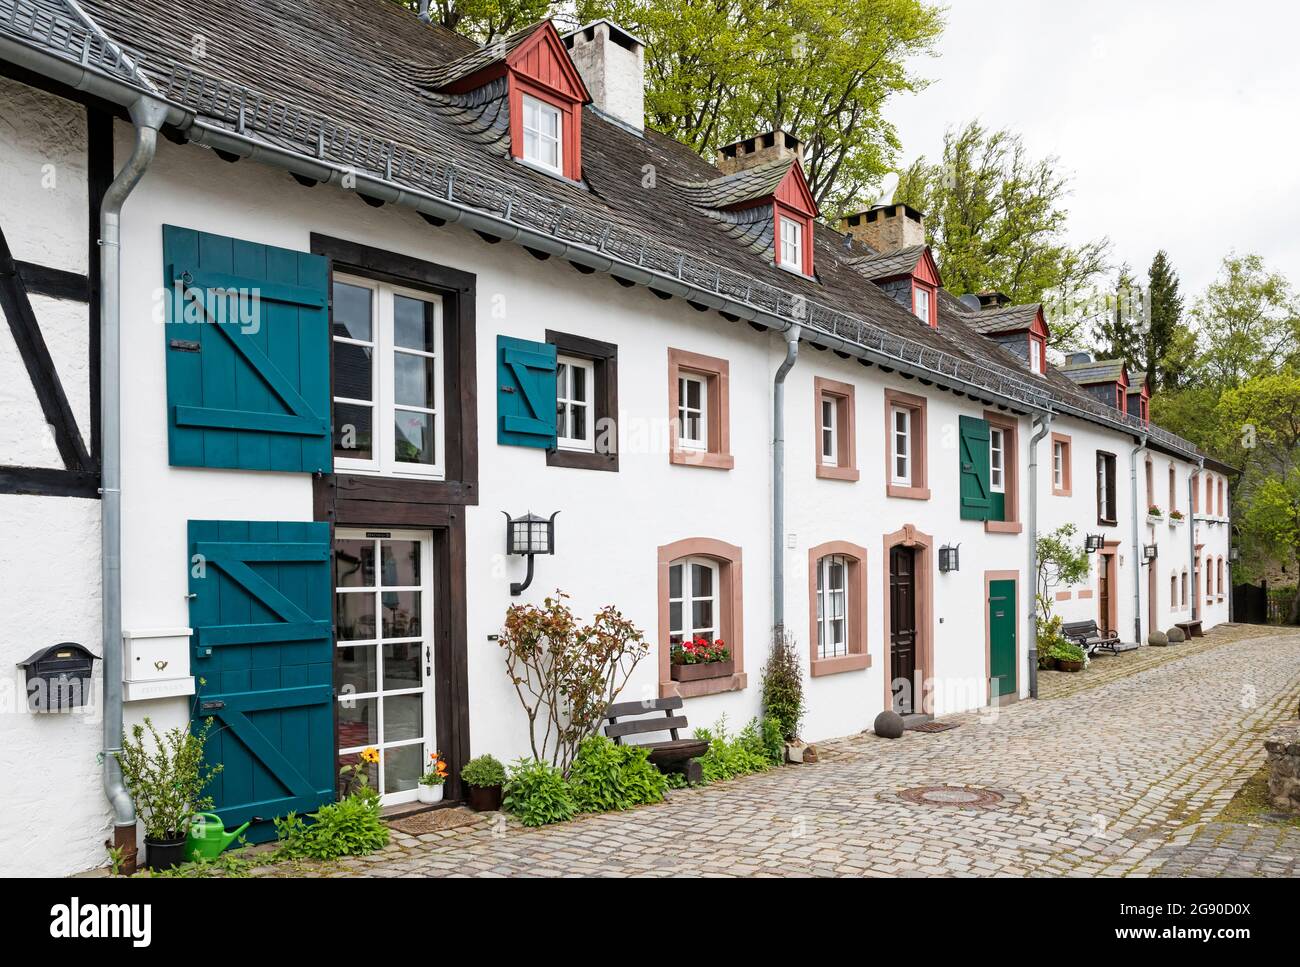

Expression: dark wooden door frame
xmin=882 ymin=524 xmax=934 ymax=715
xmin=889 ymin=545 xmax=917 ymax=714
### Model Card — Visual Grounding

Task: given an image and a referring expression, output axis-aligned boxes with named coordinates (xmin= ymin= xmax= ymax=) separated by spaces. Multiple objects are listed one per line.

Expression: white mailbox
xmin=122 ymin=628 xmax=195 ymax=702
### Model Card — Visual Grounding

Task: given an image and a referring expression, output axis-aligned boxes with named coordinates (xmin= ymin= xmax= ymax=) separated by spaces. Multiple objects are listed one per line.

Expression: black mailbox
xmin=18 ymin=642 xmax=98 ymax=712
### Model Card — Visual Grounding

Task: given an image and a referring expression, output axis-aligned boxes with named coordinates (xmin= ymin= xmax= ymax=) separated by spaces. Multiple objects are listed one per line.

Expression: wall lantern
xmin=1142 ymin=543 xmax=1159 ymax=562
xmin=938 ymin=543 xmax=960 ymax=573
xmin=503 ymin=511 xmax=559 ymax=596
xmin=1084 ymin=533 xmax=1105 ymax=553
xmin=1229 ymin=546 xmax=1240 ymax=563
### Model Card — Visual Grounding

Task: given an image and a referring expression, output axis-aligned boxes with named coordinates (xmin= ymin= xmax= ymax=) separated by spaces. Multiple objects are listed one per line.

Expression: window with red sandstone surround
xmin=815 ymin=377 xmax=858 ymax=481
xmin=667 ymin=348 xmax=733 ymax=470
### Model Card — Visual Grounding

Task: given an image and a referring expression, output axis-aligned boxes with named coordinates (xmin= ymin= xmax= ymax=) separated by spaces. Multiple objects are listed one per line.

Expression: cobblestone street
xmin=265 ymin=626 xmax=1300 ymax=878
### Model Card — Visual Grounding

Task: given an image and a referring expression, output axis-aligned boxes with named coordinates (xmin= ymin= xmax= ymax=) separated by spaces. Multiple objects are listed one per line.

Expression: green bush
xmin=568 ymin=735 xmax=667 ymax=813
xmin=1051 ymin=640 xmax=1085 ymax=662
xmin=274 ymin=792 xmax=389 ymax=861
xmin=762 ymin=628 xmax=805 ymax=741
xmin=503 ymin=758 xmax=576 ymax=827
xmin=695 ymin=716 xmax=773 ymax=783
xmin=461 ymin=754 xmax=507 ymax=789
xmin=760 ymin=716 xmax=785 ymax=766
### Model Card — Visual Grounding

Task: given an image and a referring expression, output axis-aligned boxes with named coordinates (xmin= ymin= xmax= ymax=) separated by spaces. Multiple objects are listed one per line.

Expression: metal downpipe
xmin=772 ymin=325 xmax=801 ymax=632
xmin=101 ymin=96 xmax=168 ymax=863
xmin=1026 ymin=413 xmax=1052 ymax=699
xmin=1189 ymin=457 xmax=1205 ymax=621
xmin=1130 ymin=434 xmax=1148 ymax=645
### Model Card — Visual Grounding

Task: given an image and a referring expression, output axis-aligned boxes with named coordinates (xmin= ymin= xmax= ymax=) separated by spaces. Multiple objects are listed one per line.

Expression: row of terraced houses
xmin=0 ymin=0 xmax=1233 ymax=875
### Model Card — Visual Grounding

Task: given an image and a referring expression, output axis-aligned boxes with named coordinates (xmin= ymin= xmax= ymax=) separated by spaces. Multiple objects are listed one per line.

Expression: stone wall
xmin=1264 ymin=723 xmax=1300 ymax=814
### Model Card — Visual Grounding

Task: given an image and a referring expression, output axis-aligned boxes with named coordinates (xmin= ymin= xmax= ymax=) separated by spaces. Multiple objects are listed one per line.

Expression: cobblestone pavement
xmin=261 ymin=627 xmax=1300 ymax=878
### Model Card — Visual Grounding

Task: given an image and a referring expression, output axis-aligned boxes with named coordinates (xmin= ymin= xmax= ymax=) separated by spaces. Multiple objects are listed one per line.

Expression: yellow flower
xmin=360 ymin=747 xmax=380 ymax=765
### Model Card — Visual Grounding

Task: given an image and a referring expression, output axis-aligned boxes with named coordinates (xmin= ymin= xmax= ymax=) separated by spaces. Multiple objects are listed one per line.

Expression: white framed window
xmin=891 ymin=406 xmax=912 ymax=485
xmin=1052 ymin=440 xmax=1064 ymax=489
xmin=522 ymin=94 xmax=563 ymax=173
xmin=677 ymin=374 xmax=707 ymax=450
xmin=555 ymin=354 xmax=594 ymax=452
xmin=668 ymin=557 xmax=719 ymax=644
xmin=779 ymin=216 xmax=803 ymax=271
xmin=816 ymin=554 xmax=848 ymax=659
xmin=820 ymin=397 xmax=838 ymax=466
xmin=913 ymin=284 xmax=930 ymax=324
xmin=332 ymin=275 xmax=445 ymax=479
xmin=1030 ymin=338 xmax=1044 ymax=374
xmin=990 ymin=427 xmax=1005 ymax=493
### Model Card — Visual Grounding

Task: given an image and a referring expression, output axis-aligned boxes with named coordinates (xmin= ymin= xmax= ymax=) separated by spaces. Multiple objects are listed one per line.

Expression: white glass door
xmin=334 ymin=529 xmax=435 ymax=805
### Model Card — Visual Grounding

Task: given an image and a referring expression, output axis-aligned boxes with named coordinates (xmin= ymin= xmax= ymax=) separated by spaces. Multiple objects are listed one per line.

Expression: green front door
xmin=988 ymin=579 xmax=1017 ymax=699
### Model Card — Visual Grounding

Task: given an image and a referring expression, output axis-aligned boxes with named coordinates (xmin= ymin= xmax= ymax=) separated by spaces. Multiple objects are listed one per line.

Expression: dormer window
xmin=1030 ymin=337 xmax=1044 ymax=375
xmin=779 ymin=215 xmax=804 ymax=272
xmin=913 ymin=283 xmax=933 ymax=325
xmin=522 ymin=94 xmax=563 ymax=174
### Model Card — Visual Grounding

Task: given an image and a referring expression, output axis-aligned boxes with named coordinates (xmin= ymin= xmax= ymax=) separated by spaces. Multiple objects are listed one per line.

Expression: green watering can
xmin=184 ymin=813 xmax=252 ymax=863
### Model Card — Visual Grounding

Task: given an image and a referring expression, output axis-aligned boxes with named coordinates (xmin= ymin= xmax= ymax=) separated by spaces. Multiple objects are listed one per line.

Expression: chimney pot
xmin=563 ymin=20 xmax=645 ymax=132
xmin=837 ymin=203 xmax=925 ymax=253
xmin=715 ymin=130 xmax=803 ymax=175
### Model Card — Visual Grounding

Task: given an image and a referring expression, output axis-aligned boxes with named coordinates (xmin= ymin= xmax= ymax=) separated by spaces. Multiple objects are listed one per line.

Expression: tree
xmin=1191 ymin=253 xmax=1300 ymax=391
xmin=1035 ymin=524 xmax=1092 ymax=617
xmin=577 ymin=0 xmax=945 ymax=213
xmin=1145 ymin=250 xmax=1189 ymax=389
xmin=1093 ymin=262 xmax=1145 ymax=366
xmin=894 ymin=121 xmax=1109 ymax=344
xmin=410 ymin=0 xmax=557 ymax=42
xmin=1242 ymin=474 xmax=1300 ymax=623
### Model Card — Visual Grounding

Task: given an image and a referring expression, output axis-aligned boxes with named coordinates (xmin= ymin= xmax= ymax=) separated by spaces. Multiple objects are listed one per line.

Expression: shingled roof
xmin=846 ymin=244 xmax=927 ymax=282
xmin=1058 ymin=358 xmax=1128 ymax=385
xmin=418 ymin=19 xmax=549 ymax=89
xmin=966 ymin=303 xmax=1042 ymax=336
xmin=674 ymin=156 xmax=799 ymax=210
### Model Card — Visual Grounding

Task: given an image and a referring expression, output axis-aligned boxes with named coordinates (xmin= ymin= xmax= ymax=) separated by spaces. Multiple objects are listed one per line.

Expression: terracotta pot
xmin=670 ymin=659 xmax=733 ymax=682
xmin=1058 ymin=658 xmax=1084 ymax=673
xmin=467 ymin=784 xmax=503 ymax=812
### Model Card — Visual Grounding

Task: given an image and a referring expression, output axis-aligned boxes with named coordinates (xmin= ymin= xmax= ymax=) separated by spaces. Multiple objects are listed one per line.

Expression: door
xmin=889 ymin=546 xmax=917 ymax=714
xmin=988 ymin=579 xmax=1017 ymax=699
xmin=333 ymin=529 xmax=436 ymax=805
xmin=1098 ymin=554 xmax=1111 ymax=634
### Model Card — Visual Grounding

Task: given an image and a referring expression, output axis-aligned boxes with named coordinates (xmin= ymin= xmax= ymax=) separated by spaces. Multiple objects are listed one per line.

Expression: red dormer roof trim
xmin=507 ymin=22 xmax=590 ymax=104
xmin=773 ymin=163 xmax=818 ymax=219
xmin=913 ymin=247 xmax=942 ymax=289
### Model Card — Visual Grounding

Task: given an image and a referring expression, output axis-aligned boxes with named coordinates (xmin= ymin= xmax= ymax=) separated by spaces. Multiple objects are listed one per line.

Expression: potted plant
xmin=670 ymin=636 xmax=733 ymax=681
xmin=117 ymin=717 xmax=222 ymax=871
xmin=1147 ymin=504 xmax=1163 ymax=521
xmin=1169 ymin=509 xmax=1185 ymax=524
xmin=417 ymin=751 xmax=448 ymax=803
xmin=1054 ymin=641 xmax=1086 ymax=673
xmin=461 ymin=754 xmax=507 ymax=812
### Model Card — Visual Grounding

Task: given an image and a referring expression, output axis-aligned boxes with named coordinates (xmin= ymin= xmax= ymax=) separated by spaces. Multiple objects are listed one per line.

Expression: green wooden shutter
xmin=497 ymin=335 xmax=557 ymax=448
xmin=164 ymin=225 xmax=331 ymax=473
xmin=188 ymin=520 xmax=334 ymax=840
xmin=959 ymin=415 xmax=991 ymax=520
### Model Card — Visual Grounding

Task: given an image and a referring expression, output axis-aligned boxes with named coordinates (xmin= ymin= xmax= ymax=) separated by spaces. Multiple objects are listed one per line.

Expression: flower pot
xmin=467 ymin=784 xmax=503 ymax=812
xmin=670 ymin=659 xmax=734 ymax=682
xmin=144 ymin=834 xmax=187 ymax=871
xmin=417 ymin=783 xmax=445 ymax=804
xmin=1039 ymin=656 xmax=1058 ymax=670
xmin=1057 ymin=658 xmax=1084 ymax=673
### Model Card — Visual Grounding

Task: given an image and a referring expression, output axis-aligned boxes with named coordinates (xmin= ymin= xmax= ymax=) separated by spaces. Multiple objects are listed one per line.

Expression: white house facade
xmin=0 ymin=1 xmax=1231 ymax=876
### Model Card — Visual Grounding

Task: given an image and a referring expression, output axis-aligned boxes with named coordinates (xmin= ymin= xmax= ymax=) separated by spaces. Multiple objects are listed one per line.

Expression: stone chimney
xmin=976 ymin=291 xmax=1012 ymax=309
xmin=716 ymin=130 xmax=803 ymax=176
xmin=838 ymin=203 xmax=925 ymax=253
xmin=563 ymin=20 xmax=645 ymax=132
xmin=1066 ymin=351 xmax=1094 ymax=365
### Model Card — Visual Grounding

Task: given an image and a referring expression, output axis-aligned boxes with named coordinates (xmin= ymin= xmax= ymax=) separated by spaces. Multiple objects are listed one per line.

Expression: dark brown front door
xmin=890 ymin=546 xmax=917 ymax=713
xmin=1098 ymin=552 xmax=1113 ymax=634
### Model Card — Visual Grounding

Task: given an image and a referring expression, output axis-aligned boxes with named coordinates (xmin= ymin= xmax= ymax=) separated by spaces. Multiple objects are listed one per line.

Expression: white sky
xmin=883 ymin=0 xmax=1300 ymax=299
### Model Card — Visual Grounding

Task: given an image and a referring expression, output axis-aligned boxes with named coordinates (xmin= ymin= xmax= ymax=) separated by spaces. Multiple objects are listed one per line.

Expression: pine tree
xmin=1146 ymin=250 xmax=1185 ymax=389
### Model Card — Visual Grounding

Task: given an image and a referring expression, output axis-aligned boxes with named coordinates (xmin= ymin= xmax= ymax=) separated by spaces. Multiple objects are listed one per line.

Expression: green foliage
xmin=761 ymin=626 xmax=805 ymax=741
xmin=1035 ymin=524 xmax=1091 ymax=618
xmin=694 ymin=716 xmax=773 ymax=783
xmin=410 ymin=0 xmax=556 ymax=43
xmin=502 ymin=758 xmax=577 ymax=826
xmin=1191 ymin=254 xmax=1299 ymax=391
xmin=578 ymin=0 xmax=944 ymax=213
xmin=117 ymin=717 xmax=222 ymax=841
xmin=895 ymin=120 xmax=1109 ymax=342
xmin=568 ymin=735 xmax=668 ymax=812
xmin=760 ymin=715 xmax=785 ymax=766
xmin=274 ymin=793 xmax=389 ymax=861
xmin=461 ymin=754 xmax=507 ymax=789
xmin=148 ymin=850 xmax=256 ymax=879
xmin=1145 ymin=250 xmax=1192 ymax=390
xmin=1048 ymin=640 xmax=1085 ymax=663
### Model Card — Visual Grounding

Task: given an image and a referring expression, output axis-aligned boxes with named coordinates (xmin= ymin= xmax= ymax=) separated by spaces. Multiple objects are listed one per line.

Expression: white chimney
xmin=564 ymin=20 xmax=645 ymax=133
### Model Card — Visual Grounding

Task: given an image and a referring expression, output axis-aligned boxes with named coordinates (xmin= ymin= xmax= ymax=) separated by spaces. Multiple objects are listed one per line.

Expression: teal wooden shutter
xmin=164 ymin=225 xmax=331 ymax=473
xmin=497 ymin=335 xmax=557 ymax=448
xmin=188 ymin=520 xmax=334 ymax=840
xmin=959 ymin=415 xmax=991 ymax=520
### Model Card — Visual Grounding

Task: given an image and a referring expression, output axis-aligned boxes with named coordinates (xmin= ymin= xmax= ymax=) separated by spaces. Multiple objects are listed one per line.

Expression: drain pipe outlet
xmin=772 ymin=325 xmax=801 ymax=631
xmin=1129 ymin=433 xmax=1148 ymax=645
xmin=1188 ymin=456 xmax=1205 ymax=621
xmin=101 ymin=96 xmax=169 ymax=870
xmin=1026 ymin=412 xmax=1053 ymax=699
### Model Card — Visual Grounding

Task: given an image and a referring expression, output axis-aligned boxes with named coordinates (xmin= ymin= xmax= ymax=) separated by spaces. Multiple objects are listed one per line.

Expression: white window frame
xmin=1098 ymin=454 xmax=1113 ymax=521
xmin=891 ymin=405 xmax=912 ymax=485
xmin=779 ymin=215 xmax=803 ymax=272
xmin=913 ymin=284 xmax=931 ymax=325
xmin=990 ymin=427 xmax=1006 ymax=493
xmin=521 ymin=93 xmax=563 ymax=174
xmin=1052 ymin=440 xmax=1064 ymax=489
xmin=677 ymin=374 xmax=708 ymax=451
xmin=668 ymin=556 xmax=720 ymax=644
xmin=1030 ymin=338 xmax=1043 ymax=374
xmin=555 ymin=354 xmax=595 ymax=453
xmin=332 ymin=274 xmax=445 ymax=480
xmin=816 ymin=554 xmax=848 ymax=660
xmin=820 ymin=396 xmax=838 ymax=467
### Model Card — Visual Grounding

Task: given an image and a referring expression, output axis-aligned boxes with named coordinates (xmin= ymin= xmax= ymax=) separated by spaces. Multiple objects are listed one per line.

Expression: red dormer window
xmin=772 ymin=168 xmax=817 ymax=276
xmin=909 ymin=249 xmax=942 ymax=328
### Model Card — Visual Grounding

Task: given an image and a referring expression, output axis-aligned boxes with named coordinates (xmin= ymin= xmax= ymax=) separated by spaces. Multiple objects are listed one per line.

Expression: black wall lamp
xmin=938 ymin=543 xmax=961 ymax=573
xmin=1229 ymin=546 xmax=1240 ymax=563
xmin=1142 ymin=543 xmax=1159 ymax=562
xmin=504 ymin=511 xmax=558 ymax=596
xmin=1084 ymin=533 xmax=1105 ymax=553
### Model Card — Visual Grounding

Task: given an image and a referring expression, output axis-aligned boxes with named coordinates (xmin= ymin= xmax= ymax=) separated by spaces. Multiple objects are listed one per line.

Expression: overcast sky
xmin=884 ymin=0 xmax=1300 ymax=300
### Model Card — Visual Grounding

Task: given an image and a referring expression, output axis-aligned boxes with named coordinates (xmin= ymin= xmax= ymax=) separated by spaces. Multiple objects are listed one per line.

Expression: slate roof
xmin=966 ymin=303 xmax=1042 ymax=336
xmin=674 ymin=156 xmax=798 ymax=210
xmin=416 ymin=18 xmax=549 ymax=90
xmin=1058 ymin=358 xmax=1128 ymax=385
xmin=846 ymin=245 xmax=927 ymax=282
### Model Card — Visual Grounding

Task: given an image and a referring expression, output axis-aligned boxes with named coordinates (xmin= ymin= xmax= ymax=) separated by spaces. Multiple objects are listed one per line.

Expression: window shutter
xmin=959 ymin=415 xmax=991 ymax=520
xmin=188 ymin=519 xmax=334 ymax=839
xmin=164 ymin=225 xmax=331 ymax=473
xmin=1105 ymin=456 xmax=1117 ymax=521
xmin=497 ymin=335 xmax=557 ymax=448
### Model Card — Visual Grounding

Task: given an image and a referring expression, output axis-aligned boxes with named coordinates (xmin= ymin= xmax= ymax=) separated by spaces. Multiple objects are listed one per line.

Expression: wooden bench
xmin=1175 ymin=619 xmax=1204 ymax=639
xmin=603 ymin=696 xmax=709 ymax=786
xmin=1061 ymin=619 xmax=1121 ymax=656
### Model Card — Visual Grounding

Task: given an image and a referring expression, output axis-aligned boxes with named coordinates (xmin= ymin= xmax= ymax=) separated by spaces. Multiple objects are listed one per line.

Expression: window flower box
xmin=1168 ymin=511 xmax=1185 ymax=526
xmin=670 ymin=636 xmax=733 ymax=682
xmin=671 ymin=659 xmax=734 ymax=682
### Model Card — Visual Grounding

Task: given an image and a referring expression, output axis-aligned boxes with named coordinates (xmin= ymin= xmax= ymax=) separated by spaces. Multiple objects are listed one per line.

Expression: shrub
xmin=695 ymin=716 xmax=773 ymax=783
xmin=502 ymin=758 xmax=576 ymax=827
xmin=117 ymin=717 xmax=222 ymax=841
xmin=761 ymin=627 xmax=805 ymax=741
xmin=274 ymin=793 xmax=389 ymax=861
xmin=760 ymin=716 xmax=785 ymax=766
xmin=461 ymin=754 xmax=507 ymax=789
xmin=568 ymin=735 xmax=667 ymax=813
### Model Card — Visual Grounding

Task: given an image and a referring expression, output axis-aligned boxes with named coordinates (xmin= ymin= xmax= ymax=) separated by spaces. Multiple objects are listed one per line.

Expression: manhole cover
xmin=908 ymin=721 xmax=958 ymax=733
xmin=879 ymin=784 xmax=1022 ymax=811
